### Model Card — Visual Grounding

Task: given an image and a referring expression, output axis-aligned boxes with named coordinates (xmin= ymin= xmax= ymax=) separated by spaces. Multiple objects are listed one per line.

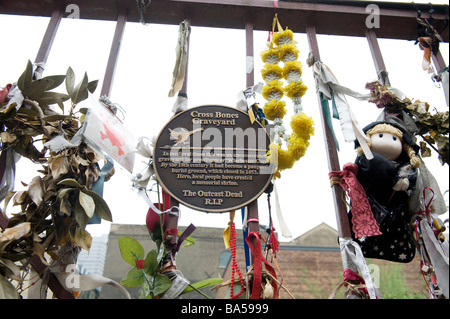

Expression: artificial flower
xmin=261 ymin=63 xmax=283 ymax=82
xmin=287 ymin=134 xmax=308 ymax=161
xmin=279 ymin=44 xmax=299 ymax=62
xmin=290 ymin=113 xmax=314 ymax=141
xmin=272 ymin=28 xmax=293 ymax=46
xmin=260 ymin=48 xmax=280 ymax=64
xmin=263 ymin=99 xmax=287 ymax=121
xmin=283 ymin=81 xmax=308 ymax=99
xmin=260 ymin=21 xmax=314 ymax=175
xmin=282 ymin=61 xmax=303 ymax=81
xmin=262 ymin=80 xmax=284 ymax=101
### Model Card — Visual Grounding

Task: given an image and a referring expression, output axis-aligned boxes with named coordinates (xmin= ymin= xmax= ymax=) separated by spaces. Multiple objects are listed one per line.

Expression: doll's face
xmin=369 ymin=132 xmax=402 ymax=161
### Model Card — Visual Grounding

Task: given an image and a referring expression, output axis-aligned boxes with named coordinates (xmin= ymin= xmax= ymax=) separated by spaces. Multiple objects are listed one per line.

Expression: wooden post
xmin=100 ymin=9 xmax=127 ymax=97
xmin=365 ymin=29 xmax=391 ymax=87
xmin=34 ymin=4 xmax=64 ymax=78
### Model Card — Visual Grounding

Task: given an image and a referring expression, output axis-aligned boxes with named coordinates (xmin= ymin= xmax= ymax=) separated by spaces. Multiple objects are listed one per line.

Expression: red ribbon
xmin=245 ymin=232 xmax=278 ymax=299
xmin=0 ymin=83 xmax=12 ymax=103
xmin=416 ymin=187 xmax=435 ymax=216
xmin=329 ymin=163 xmax=381 ymax=238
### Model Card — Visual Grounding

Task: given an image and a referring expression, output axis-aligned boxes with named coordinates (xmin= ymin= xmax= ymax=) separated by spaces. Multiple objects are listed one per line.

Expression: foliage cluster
xmin=0 ymin=61 xmax=112 ymax=298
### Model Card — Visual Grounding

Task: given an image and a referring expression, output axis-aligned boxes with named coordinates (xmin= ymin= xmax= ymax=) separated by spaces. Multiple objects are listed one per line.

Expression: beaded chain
xmin=229 ymin=222 xmax=245 ymax=299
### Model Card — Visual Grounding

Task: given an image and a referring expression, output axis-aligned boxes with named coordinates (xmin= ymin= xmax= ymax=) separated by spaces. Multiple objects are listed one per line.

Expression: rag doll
xmin=350 ymin=121 xmax=421 ymax=263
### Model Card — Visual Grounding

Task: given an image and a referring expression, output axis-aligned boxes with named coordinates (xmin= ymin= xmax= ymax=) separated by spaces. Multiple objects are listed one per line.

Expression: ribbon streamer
xmin=245 ymin=232 xmax=278 ymax=299
xmin=168 ymin=20 xmax=191 ymax=98
xmin=312 ymin=61 xmax=373 ymax=159
xmin=89 ymin=154 xmax=114 ymax=224
xmin=273 ymin=181 xmax=292 ymax=239
xmin=223 ymin=211 xmax=235 ymax=249
xmin=138 ymin=188 xmax=180 ymax=217
xmin=339 ymin=237 xmax=381 ymax=299
xmin=419 ymin=219 xmax=449 ymax=298
xmin=329 ymin=163 xmax=381 ymax=238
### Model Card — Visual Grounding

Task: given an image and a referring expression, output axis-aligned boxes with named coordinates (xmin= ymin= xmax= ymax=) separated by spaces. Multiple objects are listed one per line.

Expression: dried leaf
xmin=74 ymin=228 xmax=92 ymax=252
xmin=28 ymin=176 xmax=44 ymax=207
xmin=32 ymin=242 xmax=50 ymax=266
xmin=12 ymin=191 xmax=28 ymax=206
xmin=48 ymin=155 xmax=70 ymax=180
xmin=0 ymin=222 xmax=31 ymax=243
xmin=0 ymin=131 xmax=17 ymax=143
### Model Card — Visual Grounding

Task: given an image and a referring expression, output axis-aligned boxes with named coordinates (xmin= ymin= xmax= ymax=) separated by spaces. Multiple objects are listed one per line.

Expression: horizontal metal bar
xmin=0 ymin=0 xmax=448 ymax=41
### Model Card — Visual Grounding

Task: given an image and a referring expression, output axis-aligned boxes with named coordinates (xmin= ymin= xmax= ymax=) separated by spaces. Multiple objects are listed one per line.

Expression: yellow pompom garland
xmin=261 ymin=16 xmax=314 ymax=176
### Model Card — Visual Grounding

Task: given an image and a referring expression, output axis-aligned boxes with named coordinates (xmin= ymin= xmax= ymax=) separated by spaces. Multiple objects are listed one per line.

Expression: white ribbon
xmin=420 ymin=219 xmax=449 ymax=298
xmin=52 ymin=269 xmax=131 ymax=299
xmin=313 ymin=62 xmax=373 ymax=159
xmin=168 ymin=20 xmax=190 ymax=98
xmin=339 ymin=237 xmax=381 ymax=299
xmin=138 ymin=188 xmax=180 ymax=217
xmin=273 ymin=181 xmax=292 ymax=239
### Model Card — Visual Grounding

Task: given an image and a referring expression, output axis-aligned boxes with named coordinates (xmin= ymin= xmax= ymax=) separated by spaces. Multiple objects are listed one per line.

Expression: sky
xmin=0 ymin=0 xmax=449 ymax=242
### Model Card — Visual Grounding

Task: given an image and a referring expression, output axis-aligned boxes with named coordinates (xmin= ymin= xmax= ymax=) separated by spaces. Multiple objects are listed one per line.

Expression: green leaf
xmin=21 ymin=78 xmax=49 ymax=100
xmin=71 ymin=72 xmax=89 ymax=104
xmin=144 ymin=249 xmax=158 ymax=276
xmin=73 ymin=195 xmax=89 ymax=229
xmin=181 ymin=278 xmax=223 ymax=294
xmin=79 ymin=191 xmax=95 ymax=218
xmin=153 ymin=274 xmax=172 ymax=297
xmin=37 ymin=92 xmax=70 ymax=111
xmin=87 ymin=80 xmax=98 ymax=93
xmin=178 ymin=233 xmax=196 ymax=248
xmin=120 ymin=267 xmax=145 ymax=288
xmin=65 ymin=67 xmax=75 ymax=96
xmin=82 ymin=189 xmax=113 ymax=222
xmin=17 ymin=60 xmax=33 ymax=92
xmin=0 ymin=274 xmax=19 ymax=299
xmin=118 ymin=237 xmax=145 ymax=266
xmin=57 ymin=178 xmax=83 ymax=188
xmin=41 ymin=75 xmax=65 ymax=91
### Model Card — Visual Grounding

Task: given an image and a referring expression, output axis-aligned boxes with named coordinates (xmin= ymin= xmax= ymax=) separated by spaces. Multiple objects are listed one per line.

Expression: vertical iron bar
xmin=366 ymin=29 xmax=391 ymax=87
xmin=432 ymin=50 xmax=447 ymax=73
xmin=245 ymin=19 xmax=255 ymax=88
xmin=101 ymin=9 xmax=127 ymax=97
xmin=306 ymin=27 xmax=362 ymax=285
xmin=305 ymin=25 xmax=351 ymax=240
xmin=34 ymin=4 xmax=64 ymax=77
xmin=244 ymin=19 xmax=259 ymax=257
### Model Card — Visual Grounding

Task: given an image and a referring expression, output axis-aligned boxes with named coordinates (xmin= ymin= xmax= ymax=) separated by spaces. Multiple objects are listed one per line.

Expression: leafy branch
xmin=0 ymin=60 xmax=111 ymax=298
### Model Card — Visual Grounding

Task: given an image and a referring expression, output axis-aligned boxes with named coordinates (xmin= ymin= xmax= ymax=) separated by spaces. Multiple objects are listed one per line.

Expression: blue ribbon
xmin=88 ymin=154 xmax=114 ymax=224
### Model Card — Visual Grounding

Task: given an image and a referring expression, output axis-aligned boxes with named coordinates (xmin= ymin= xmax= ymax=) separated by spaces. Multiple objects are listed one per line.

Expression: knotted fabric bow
xmin=329 ymin=163 xmax=381 ymax=238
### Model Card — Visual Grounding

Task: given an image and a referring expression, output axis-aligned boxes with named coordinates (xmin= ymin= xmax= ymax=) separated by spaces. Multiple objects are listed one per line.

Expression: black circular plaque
xmin=153 ymin=105 xmax=273 ymax=213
